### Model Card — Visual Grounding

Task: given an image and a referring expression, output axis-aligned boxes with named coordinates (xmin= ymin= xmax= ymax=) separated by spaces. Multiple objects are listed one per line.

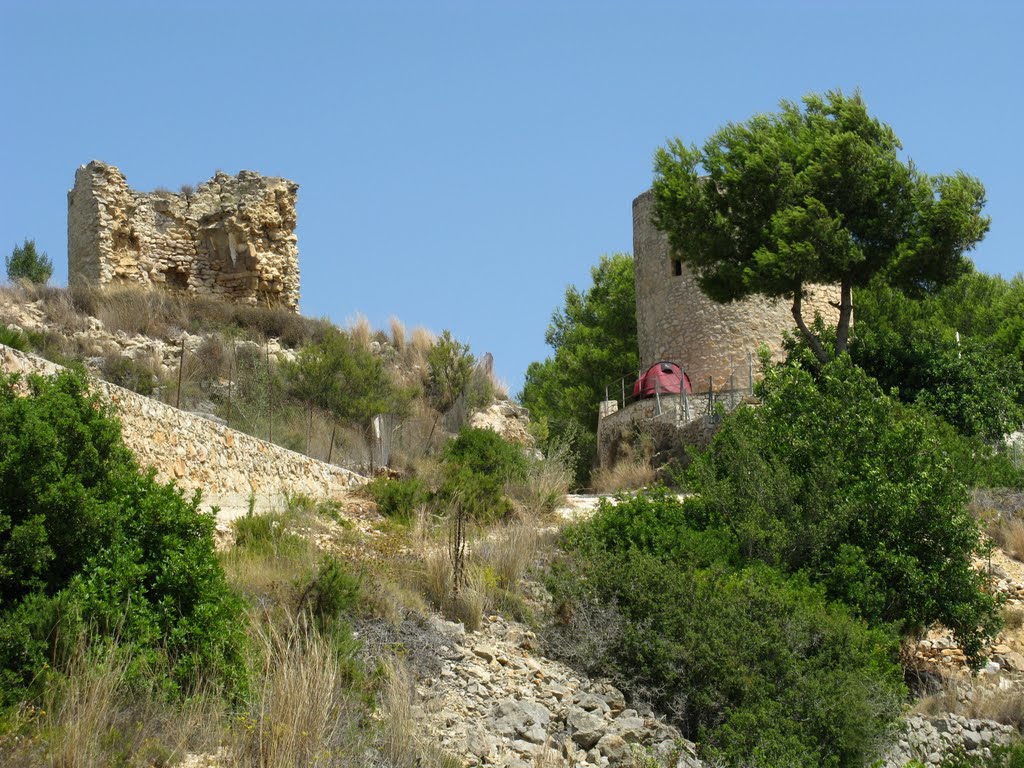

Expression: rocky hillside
xmin=2 ymin=284 xmax=1024 ymax=767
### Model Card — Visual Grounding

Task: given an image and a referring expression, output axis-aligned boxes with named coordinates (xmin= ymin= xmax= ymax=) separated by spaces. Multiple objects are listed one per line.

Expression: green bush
xmin=0 ymin=326 xmax=29 ymax=351
xmin=548 ymin=491 xmax=904 ymax=767
xmin=439 ymin=427 xmax=527 ymax=520
xmin=0 ymin=369 xmax=247 ymax=707
xmin=365 ymin=476 xmax=429 ymax=522
xmin=300 ymin=556 xmax=362 ymax=629
xmin=5 ymin=239 xmax=53 ymax=285
xmin=99 ymin=353 xmax=156 ymax=395
xmin=687 ymin=357 xmax=1001 ymax=663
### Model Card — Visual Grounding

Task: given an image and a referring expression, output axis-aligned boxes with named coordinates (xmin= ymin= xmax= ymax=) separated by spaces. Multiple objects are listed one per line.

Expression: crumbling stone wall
xmin=68 ymin=161 xmax=300 ymax=311
xmin=633 ymin=190 xmax=839 ymax=387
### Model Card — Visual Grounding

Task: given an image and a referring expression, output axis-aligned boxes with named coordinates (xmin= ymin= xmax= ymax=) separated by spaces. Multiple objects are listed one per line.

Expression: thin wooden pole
xmin=266 ymin=342 xmax=273 ymax=443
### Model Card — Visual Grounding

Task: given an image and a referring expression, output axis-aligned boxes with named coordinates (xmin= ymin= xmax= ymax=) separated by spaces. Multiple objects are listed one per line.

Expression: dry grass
xmin=348 ymin=312 xmax=372 ymax=351
xmin=229 ymin=620 xmax=367 ymax=768
xmin=378 ymin=657 xmax=460 ymax=768
xmin=0 ymin=639 xmax=224 ymax=768
xmin=508 ymin=443 xmax=573 ymax=516
xmin=913 ymin=670 xmax=1024 ymax=729
xmin=419 ymin=547 xmax=488 ymax=631
xmin=996 ymin=518 xmax=1024 ymax=562
xmin=477 ymin=517 xmax=541 ymax=590
xmin=590 ymin=458 xmax=656 ymax=494
xmin=409 ymin=326 xmax=435 ymax=368
xmin=1003 ymin=605 xmax=1024 ymax=631
xmin=389 ymin=315 xmax=407 ymax=354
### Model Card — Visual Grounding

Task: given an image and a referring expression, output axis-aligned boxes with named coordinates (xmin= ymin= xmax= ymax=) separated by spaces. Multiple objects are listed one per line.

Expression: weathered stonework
xmin=633 ymin=189 xmax=840 ymax=388
xmin=68 ymin=161 xmax=300 ymax=311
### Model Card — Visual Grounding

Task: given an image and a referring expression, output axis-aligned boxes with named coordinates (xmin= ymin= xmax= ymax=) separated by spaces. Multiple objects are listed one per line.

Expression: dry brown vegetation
xmin=589 ymin=457 xmax=656 ymax=494
xmin=970 ymin=488 xmax=1024 ymax=562
xmin=913 ymin=671 xmax=1024 ymax=730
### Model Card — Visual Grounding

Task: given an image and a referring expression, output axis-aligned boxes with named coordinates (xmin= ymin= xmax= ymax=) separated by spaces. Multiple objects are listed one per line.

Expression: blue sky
xmin=2 ymin=1 xmax=1021 ymax=394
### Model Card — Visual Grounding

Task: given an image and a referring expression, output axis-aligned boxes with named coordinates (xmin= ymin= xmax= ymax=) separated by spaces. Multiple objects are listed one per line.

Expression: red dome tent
xmin=633 ymin=361 xmax=692 ymax=400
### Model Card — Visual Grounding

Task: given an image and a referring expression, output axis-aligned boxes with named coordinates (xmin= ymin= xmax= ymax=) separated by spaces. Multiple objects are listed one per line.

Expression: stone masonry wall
xmin=0 ymin=344 xmax=364 ymax=517
xmin=68 ymin=161 xmax=300 ymax=311
xmin=633 ymin=190 xmax=840 ymax=388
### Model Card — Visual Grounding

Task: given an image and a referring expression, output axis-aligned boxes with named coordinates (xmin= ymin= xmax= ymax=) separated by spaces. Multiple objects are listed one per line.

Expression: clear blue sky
xmin=2 ymin=1 xmax=1021 ymax=394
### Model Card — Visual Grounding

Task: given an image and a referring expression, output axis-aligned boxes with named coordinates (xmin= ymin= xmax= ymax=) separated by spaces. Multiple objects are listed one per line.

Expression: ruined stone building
xmin=632 ymin=189 xmax=839 ymax=389
xmin=68 ymin=161 xmax=300 ymax=311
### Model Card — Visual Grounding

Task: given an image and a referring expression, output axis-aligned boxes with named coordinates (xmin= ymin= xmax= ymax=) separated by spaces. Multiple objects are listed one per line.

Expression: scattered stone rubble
xmin=881 ymin=714 xmax=1017 ymax=766
xmin=411 ymin=613 xmax=706 ymax=767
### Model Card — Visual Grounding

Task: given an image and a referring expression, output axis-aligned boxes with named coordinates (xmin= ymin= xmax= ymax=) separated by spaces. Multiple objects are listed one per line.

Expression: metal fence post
xmin=748 ymin=351 xmax=754 ymax=395
xmin=175 ymin=336 xmax=186 ymax=409
xmin=681 ymin=370 xmax=689 ymax=422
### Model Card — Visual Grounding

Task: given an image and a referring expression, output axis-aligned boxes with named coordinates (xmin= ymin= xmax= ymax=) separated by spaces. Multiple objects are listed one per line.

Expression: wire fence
xmin=601 ymin=353 xmax=758 ymax=424
xmin=120 ymin=336 xmax=397 ymax=473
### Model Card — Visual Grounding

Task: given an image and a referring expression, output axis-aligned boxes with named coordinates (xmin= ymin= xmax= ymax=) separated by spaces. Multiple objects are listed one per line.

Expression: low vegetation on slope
xmin=546 ymin=358 xmax=1023 ymax=767
xmin=0 ymin=281 xmax=504 ymax=475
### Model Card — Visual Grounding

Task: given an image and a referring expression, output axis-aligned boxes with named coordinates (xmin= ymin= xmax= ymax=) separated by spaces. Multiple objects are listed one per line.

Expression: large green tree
xmin=847 ymin=267 xmax=1024 ymax=441
xmin=520 ymin=253 xmax=638 ymax=484
xmin=652 ymin=89 xmax=990 ymax=364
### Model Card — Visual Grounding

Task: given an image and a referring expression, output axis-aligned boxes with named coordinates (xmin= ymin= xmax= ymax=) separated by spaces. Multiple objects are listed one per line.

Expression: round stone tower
xmin=633 ymin=189 xmax=839 ymax=389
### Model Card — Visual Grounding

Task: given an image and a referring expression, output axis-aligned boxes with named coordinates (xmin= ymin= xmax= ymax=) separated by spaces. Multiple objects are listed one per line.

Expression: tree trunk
xmin=834 ymin=280 xmax=854 ymax=356
xmin=791 ymin=289 xmax=830 ymax=365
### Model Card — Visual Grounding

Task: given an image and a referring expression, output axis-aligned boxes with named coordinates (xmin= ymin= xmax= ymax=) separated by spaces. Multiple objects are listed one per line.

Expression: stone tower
xmin=632 ymin=189 xmax=839 ymax=388
xmin=68 ymin=161 xmax=300 ymax=311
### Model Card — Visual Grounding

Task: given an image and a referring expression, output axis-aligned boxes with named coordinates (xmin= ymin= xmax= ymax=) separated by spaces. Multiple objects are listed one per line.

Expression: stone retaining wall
xmin=1 ymin=344 xmax=365 ymax=517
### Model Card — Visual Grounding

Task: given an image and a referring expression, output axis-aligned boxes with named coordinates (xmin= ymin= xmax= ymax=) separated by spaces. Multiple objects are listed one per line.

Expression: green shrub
xmin=5 ymin=239 xmax=52 ymax=285
xmin=439 ymin=427 xmax=527 ymax=521
xmin=548 ymin=491 xmax=904 ymax=767
xmin=0 ymin=326 xmax=28 ymax=351
xmin=99 ymin=353 xmax=156 ymax=395
xmin=300 ymin=556 xmax=362 ymax=630
xmin=687 ymin=357 xmax=1001 ymax=664
xmin=232 ymin=511 xmax=306 ymax=559
xmin=365 ymin=476 xmax=429 ymax=522
xmin=0 ymin=369 xmax=247 ymax=707
xmin=931 ymin=744 xmax=1024 ymax=767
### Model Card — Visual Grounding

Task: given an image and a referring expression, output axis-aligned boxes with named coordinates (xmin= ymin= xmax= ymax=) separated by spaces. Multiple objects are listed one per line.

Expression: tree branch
xmin=834 ymin=280 xmax=854 ymax=356
xmin=792 ymin=290 xmax=830 ymax=365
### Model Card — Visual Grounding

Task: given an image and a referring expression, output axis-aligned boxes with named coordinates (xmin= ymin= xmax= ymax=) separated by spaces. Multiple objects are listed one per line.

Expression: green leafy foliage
xmin=687 ymin=357 xmax=1001 ymax=661
xmin=5 ymin=239 xmax=53 ymax=285
xmin=365 ymin=476 xmax=429 ymax=523
xmin=850 ymin=268 xmax=1024 ymax=442
xmin=283 ymin=327 xmax=409 ymax=426
xmin=0 ymin=369 xmax=246 ymax=707
xmin=548 ymin=491 xmax=904 ymax=767
xmin=652 ymin=89 xmax=990 ymax=363
xmin=427 ymin=330 xmax=475 ymax=414
xmin=521 ymin=253 xmax=638 ymax=484
xmin=0 ymin=327 xmax=29 ymax=351
xmin=439 ymin=427 xmax=527 ymax=521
